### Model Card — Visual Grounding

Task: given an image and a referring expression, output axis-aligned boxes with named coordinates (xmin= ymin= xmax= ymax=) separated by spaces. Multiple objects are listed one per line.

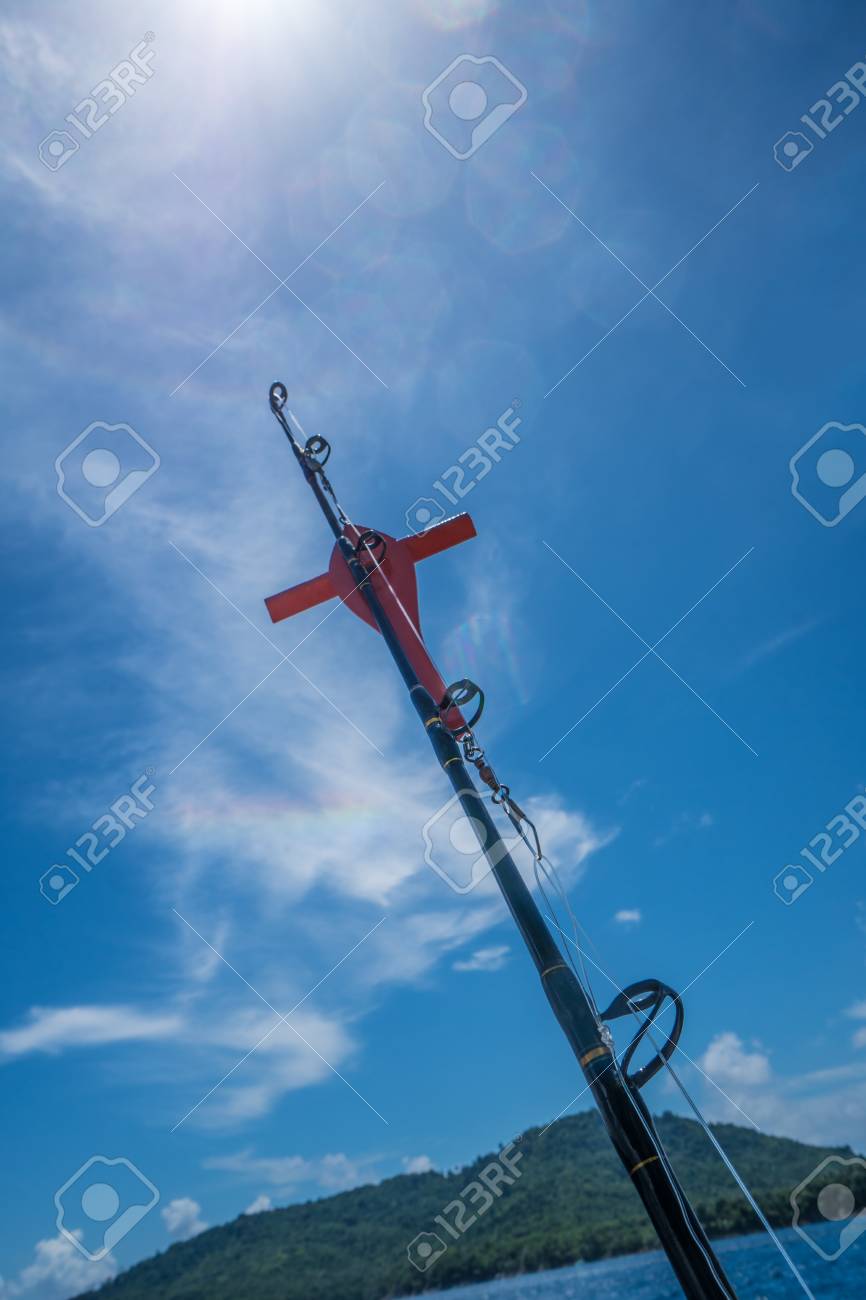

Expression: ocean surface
xmin=420 ymin=1223 xmax=864 ymax=1299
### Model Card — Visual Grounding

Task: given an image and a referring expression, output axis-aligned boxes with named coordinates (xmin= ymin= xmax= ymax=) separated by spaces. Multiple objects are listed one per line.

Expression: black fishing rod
xmin=264 ymin=382 xmax=738 ymax=1300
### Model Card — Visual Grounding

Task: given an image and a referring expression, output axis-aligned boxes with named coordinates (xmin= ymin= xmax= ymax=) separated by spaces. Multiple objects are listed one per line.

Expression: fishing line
xmin=646 ymin=1032 xmax=815 ymax=1300
xmin=525 ymin=846 xmax=736 ymax=1296
xmin=508 ymin=816 xmax=815 ymax=1299
xmin=533 ymin=852 xmax=602 ymax=1024
xmin=551 ymin=911 xmax=816 ymax=1300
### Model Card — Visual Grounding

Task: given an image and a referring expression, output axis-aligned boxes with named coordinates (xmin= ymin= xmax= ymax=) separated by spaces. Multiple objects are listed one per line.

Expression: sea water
xmin=420 ymin=1222 xmax=864 ymax=1299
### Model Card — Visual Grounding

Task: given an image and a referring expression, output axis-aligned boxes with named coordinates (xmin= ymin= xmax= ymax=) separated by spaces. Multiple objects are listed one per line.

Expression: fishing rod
xmin=263 ymin=381 xmax=737 ymax=1300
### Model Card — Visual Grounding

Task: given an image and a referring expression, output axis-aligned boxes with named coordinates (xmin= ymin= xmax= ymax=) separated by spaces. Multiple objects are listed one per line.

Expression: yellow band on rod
xmin=579 ymin=1046 xmax=611 ymax=1068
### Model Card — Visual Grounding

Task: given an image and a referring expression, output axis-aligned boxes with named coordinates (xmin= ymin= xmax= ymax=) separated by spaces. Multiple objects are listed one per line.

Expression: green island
xmin=78 ymin=1111 xmax=862 ymax=1299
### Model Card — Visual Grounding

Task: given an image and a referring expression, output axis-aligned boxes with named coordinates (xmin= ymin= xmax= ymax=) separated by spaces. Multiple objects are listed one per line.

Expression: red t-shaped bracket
xmin=265 ymin=513 xmax=476 ymax=726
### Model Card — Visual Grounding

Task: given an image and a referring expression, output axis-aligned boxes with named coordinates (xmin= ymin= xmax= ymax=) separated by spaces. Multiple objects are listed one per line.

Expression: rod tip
xmin=269 ymin=381 xmax=288 ymax=411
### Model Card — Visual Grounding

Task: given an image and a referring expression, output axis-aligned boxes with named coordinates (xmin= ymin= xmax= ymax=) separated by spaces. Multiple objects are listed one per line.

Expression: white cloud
xmin=613 ymin=909 xmax=641 ymax=926
xmin=0 ymin=1000 xmax=358 ymax=1130
xmin=524 ymin=796 xmax=614 ymax=882
xmin=402 ymin=1155 xmax=433 ymax=1174
xmin=699 ymin=1032 xmax=770 ymax=1088
xmin=161 ymin=1198 xmax=208 ymax=1241
xmin=177 ymin=1006 xmax=359 ymax=1129
xmin=205 ymin=1148 xmax=374 ymax=1194
xmin=0 ymin=783 xmax=608 ymax=1129
xmin=617 ymin=777 xmax=648 ymax=805
xmin=0 ymin=1005 xmax=183 ymax=1058
xmin=0 ymin=1232 xmax=116 ymax=1299
xmin=691 ymin=1027 xmax=866 ymax=1151
xmin=183 ymin=918 xmax=232 ymax=988
xmin=694 ymin=1049 xmax=866 ymax=1151
xmin=653 ymin=812 xmax=715 ymax=848
xmin=679 ymin=996 xmax=866 ymax=1153
xmin=243 ymin=1194 xmax=272 ymax=1215
xmin=846 ymin=1000 xmax=866 ymax=1049
xmin=737 ymin=620 xmax=819 ymax=673
xmin=453 ymin=945 xmax=509 ymax=972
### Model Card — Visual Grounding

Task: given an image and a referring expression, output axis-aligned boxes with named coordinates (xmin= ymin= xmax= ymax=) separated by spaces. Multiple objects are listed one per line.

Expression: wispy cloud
xmin=613 ymin=909 xmax=641 ymax=926
xmin=617 ymin=777 xmax=648 ymax=806
xmin=653 ymin=810 xmax=714 ymax=848
xmin=0 ymin=999 xmax=359 ymax=1129
xmin=204 ymin=1148 xmax=377 ymax=1195
xmin=846 ymin=1000 xmax=866 ymax=1049
xmin=0 ymin=502 xmax=609 ymax=1120
xmin=0 ymin=15 xmax=610 ymax=1139
xmin=453 ymin=945 xmax=510 ymax=972
xmin=735 ymin=620 xmax=819 ymax=674
xmin=0 ymin=1005 xmax=183 ymax=1058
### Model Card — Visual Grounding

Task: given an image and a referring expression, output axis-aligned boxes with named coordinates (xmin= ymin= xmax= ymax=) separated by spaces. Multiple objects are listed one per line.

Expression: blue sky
xmin=3 ymin=0 xmax=866 ymax=1294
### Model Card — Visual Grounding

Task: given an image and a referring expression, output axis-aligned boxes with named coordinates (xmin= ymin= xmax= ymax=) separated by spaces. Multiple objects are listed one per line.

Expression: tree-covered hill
xmin=78 ymin=1111 xmax=862 ymax=1300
